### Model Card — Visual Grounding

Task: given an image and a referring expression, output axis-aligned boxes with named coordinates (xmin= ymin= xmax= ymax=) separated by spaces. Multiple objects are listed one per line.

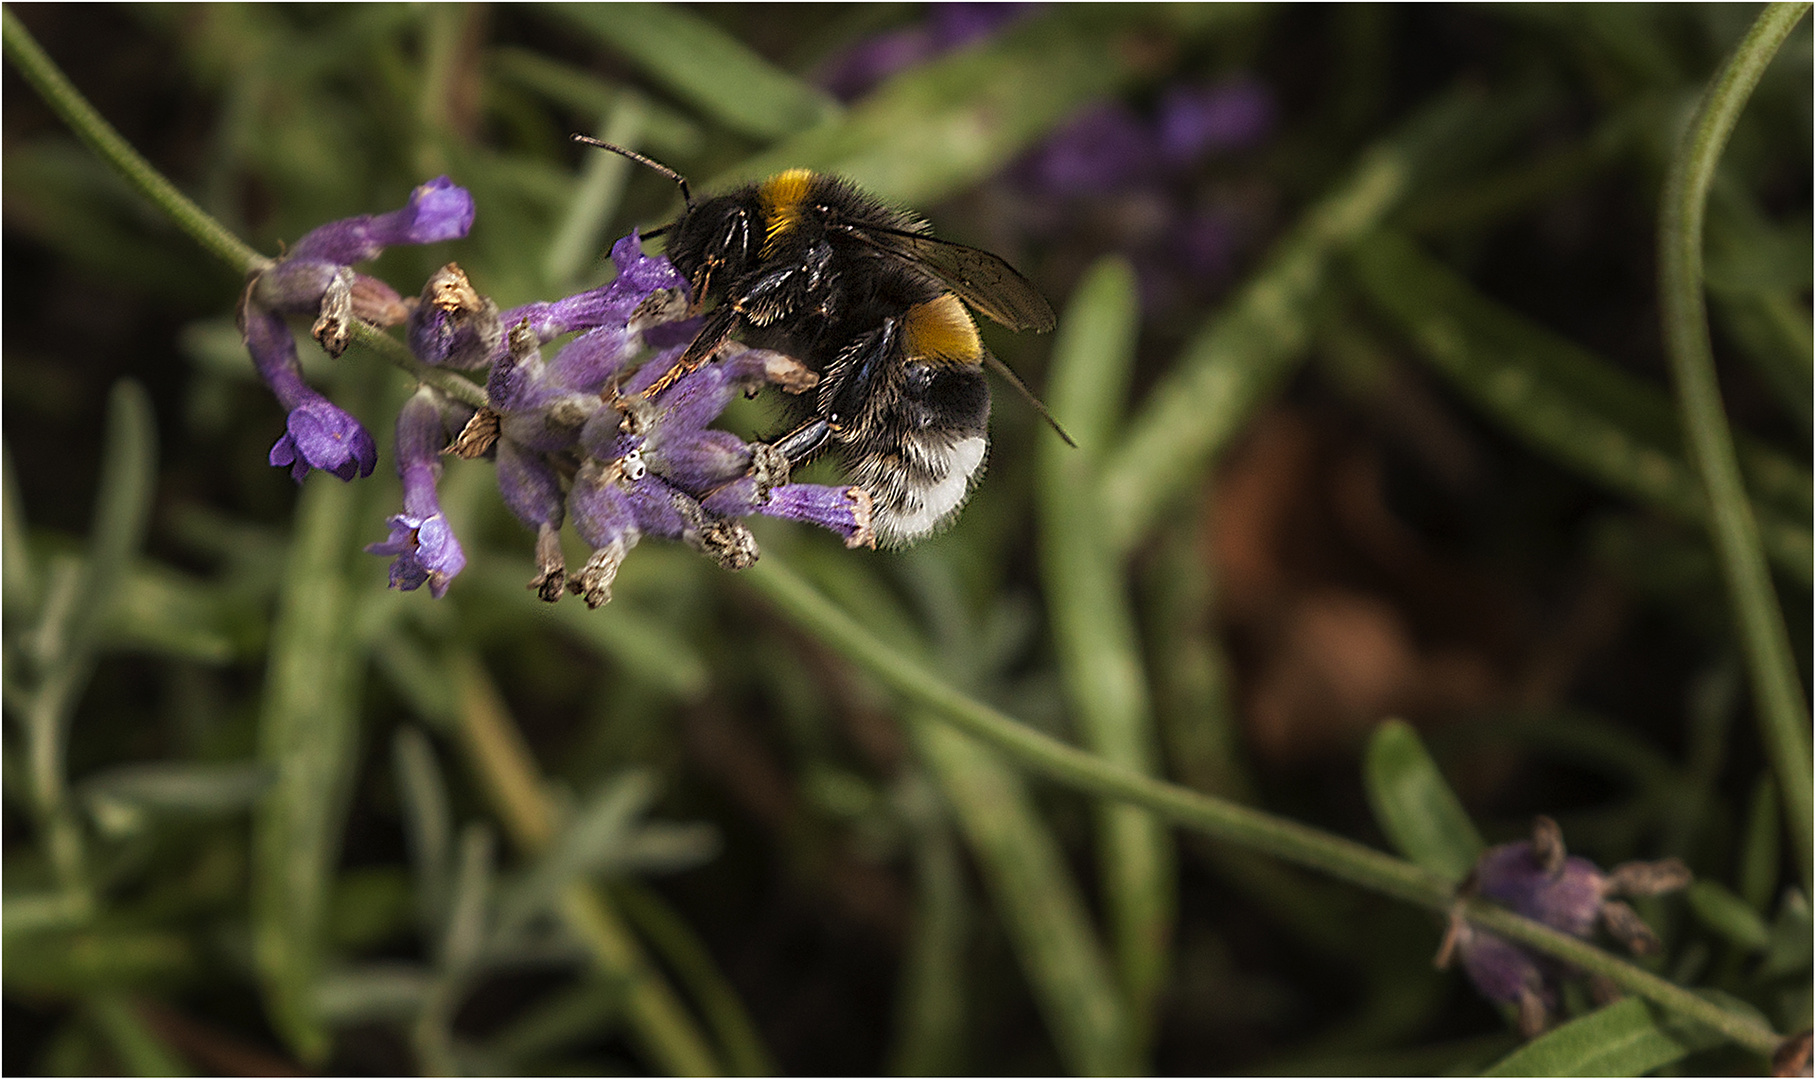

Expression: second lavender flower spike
xmin=241 ymin=177 xmax=478 ymax=484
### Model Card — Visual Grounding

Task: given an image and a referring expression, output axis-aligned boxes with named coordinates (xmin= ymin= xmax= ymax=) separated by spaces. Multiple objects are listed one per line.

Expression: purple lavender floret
xmin=497 ymin=232 xmax=690 ymax=348
xmin=243 ymin=305 xmax=378 ymax=482
xmin=290 ymin=176 xmax=475 ymax=265
xmin=1438 ymin=817 xmax=1690 ymax=1037
xmin=365 ymin=389 xmax=466 ymax=597
xmin=408 ymin=264 xmax=501 ymax=370
xmin=268 ymin=397 xmax=380 ymax=483
xmin=1474 ymin=842 xmax=1606 ymax=939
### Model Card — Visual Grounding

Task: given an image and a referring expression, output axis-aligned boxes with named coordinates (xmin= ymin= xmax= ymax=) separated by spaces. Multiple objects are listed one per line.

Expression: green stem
xmin=3 ymin=10 xmax=491 ymax=412
xmin=1657 ymin=0 xmax=1813 ymax=892
xmin=1463 ymin=901 xmax=1777 ymax=1056
xmin=1 ymin=8 xmax=267 ymax=275
xmin=739 ymin=556 xmax=1783 ymax=1055
xmin=348 ymin=322 xmax=489 ymax=411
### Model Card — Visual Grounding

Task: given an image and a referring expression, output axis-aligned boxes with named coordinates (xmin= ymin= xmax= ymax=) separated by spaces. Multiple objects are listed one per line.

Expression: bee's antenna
xmin=984 ymin=354 xmax=1077 ymax=448
xmin=571 ymin=134 xmax=693 ymax=209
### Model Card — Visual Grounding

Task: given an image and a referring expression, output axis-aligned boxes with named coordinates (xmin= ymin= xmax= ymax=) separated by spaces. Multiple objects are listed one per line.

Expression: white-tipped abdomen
xmin=857 ymin=434 xmax=987 ymax=547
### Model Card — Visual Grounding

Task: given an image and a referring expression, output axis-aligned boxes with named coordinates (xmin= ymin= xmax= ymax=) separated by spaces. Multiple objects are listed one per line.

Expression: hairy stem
xmin=742 ymin=556 xmax=1784 ymax=1056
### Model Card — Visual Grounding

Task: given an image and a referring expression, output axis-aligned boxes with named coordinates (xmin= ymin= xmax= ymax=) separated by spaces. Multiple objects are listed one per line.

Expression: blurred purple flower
xmin=1022 ymin=102 xmax=1160 ymax=195
xmin=1437 ymin=817 xmax=1691 ymax=1037
xmin=1158 ymin=78 xmax=1276 ymax=164
xmin=818 ymin=3 xmax=1033 ymax=100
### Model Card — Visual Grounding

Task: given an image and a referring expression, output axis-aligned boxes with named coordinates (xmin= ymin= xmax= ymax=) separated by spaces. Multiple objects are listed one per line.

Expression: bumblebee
xmin=575 ymin=135 xmax=1067 ymax=546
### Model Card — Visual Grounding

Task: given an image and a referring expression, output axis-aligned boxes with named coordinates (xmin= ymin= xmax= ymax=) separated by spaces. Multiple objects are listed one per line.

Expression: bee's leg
xmin=769 ymin=417 xmax=833 ymax=468
xmin=643 ymin=303 xmax=739 ymax=397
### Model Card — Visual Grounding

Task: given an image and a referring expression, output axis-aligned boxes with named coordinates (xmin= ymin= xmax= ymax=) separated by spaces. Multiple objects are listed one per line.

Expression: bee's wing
xmin=838 ymin=224 xmax=1056 ymax=333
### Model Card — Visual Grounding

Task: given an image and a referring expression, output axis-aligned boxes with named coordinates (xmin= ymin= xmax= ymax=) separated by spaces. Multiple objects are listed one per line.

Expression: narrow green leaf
xmin=89 ymin=995 xmax=187 ymax=1077
xmin=72 ymin=381 xmax=160 ymax=669
xmin=1738 ymin=776 xmax=1781 ymax=912
xmin=1350 ymin=228 xmax=1812 ymax=584
xmin=3 ymin=927 xmax=193 ymax=994
xmin=393 ymin=727 xmax=454 ymax=937
xmin=81 ymin=761 xmax=271 ymax=820
xmin=1760 ymin=889 xmax=1812 ymax=979
xmin=544 ymin=3 xmax=836 ymax=141
xmin=23 ymin=380 xmax=157 ymax=896
xmin=888 ymin=776 xmax=971 ymax=1077
xmin=100 ymin=561 xmax=242 ymax=663
xmin=725 ymin=7 xmax=1255 ymax=206
xmin=441 ymin=823 xmax=496 ymax=975
xmin=1101 ymin=91 xmax=1482 ymax=552
xmin=2 ymin=442 xmax=38 ymax=623
xmin=490 ymin=48 xmax=704 ymax=159
xmin=543 ymin=91 xmax=649 ymax=291
xmin=1038 ymin=256 xmax=1172 ymax=1055
xmin=611 ymin=823 xmax=720 ymax=875
xmin=912 ymin=717 xmax=1131 ymax=1076
xmin=1363 ymin=720 xmax=1484 ymax=884
xmin=615 ymin=881 xmax=778 ymax=1077
xmin=1687 ymin=880 xmax=1772 ymax=951
xmin=1 ymin=890 xmax=92 ymax=936
xmin=314 ymin=964 xmax=433 ymax=1024
xmin=251 ymin=470 xmax=369 ymax=1064
xmin=494 ymin=771 xmax=658 ymax=934
xmin=1481 ymin=998 xmax=1723 ymax=1077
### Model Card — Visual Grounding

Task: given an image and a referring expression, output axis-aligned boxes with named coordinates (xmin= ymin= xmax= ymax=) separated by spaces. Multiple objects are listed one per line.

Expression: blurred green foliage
xmin=3 ymin=3 xmax=1809 ymax=1076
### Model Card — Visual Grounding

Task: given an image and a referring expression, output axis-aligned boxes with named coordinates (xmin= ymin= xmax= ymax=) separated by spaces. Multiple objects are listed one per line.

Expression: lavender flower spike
xmin=1437 ymin=816 xmax=1691 ymax=1037
xmin=366 ymin=389 xmax=467 ymax=597
xmin=244 ymin=305 xmax=377 ymax=482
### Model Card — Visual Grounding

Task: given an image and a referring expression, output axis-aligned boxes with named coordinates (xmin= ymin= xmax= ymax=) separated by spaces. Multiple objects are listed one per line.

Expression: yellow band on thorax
xmin=759 ymin=169 xmax=816 ymax=255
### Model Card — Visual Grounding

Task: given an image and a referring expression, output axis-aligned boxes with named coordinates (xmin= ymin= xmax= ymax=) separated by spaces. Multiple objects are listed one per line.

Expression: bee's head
xmin=847 ymin=362 xmax=991 ymax=547
xmin=665 ymin=194 xmax=760 ymax=295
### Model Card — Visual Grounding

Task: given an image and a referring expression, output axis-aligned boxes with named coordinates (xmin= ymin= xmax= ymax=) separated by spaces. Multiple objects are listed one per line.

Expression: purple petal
xmin=270 ymin=398 xmax=377 ymax=483
xmin=1476 ymin=844 xmax=1606 ymax=939
xmin=497 ymin=231 xmax=689 ymax=342
xmin=547 ymin=326 xmax=637 ymax=393
xmin=292 ymin=177 xmax=476 ymax=264
xmin=648 ymin=429 xmax=753 ymax=492
xmin=495 ymin=439 xmax=566 ymax=531
xmin=1459 ymin=931 xmax=1552 ymax=1008
xmin=251 ymin=258 xmax=344 ymax=315
xmin=365 ymin=513 xmax=466 ymax=598
xmin=569 ymin=460 xmax=640 ymax=549
xmin=760 ymin=484 xmax=876 ymax=548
